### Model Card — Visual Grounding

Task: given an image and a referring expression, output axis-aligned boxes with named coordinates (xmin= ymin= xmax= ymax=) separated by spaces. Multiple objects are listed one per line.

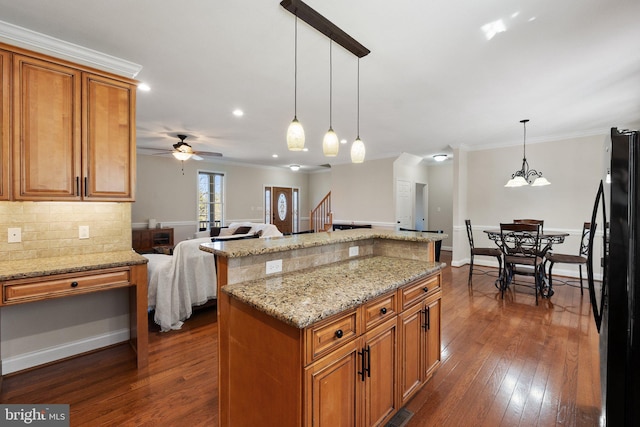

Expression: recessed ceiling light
xmin=340 ymin=139 xmax=347 ymax=144
xmin=232 ymin=109 xmax=244 ymax=117
xmin=137 ymin=82 xmax=151 ymax=92
xmin=272 ymin=154 xmax=278 ymax=158
xmin=302 ymin=147 xmax=309 ymax=152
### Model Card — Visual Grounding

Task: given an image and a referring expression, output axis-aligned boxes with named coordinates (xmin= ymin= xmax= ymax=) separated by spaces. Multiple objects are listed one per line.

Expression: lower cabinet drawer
xmin=304 ymin=309 xmax=358 ymax=365
xmin=362 ymin=291 xmax=397 ymax=331
xmin=2 ymin=268 xmax=131 ymax=304
xmin=400 ymin=273 xmax=441 ymax=310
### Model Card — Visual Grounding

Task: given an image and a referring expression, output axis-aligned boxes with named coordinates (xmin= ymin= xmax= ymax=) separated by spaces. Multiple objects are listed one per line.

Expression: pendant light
xmin=322 ymin=39 xmax=339 ymax=157
xmin=286 ymin=15 xmax=305 ymax=151
xmin=351 ymin=57 xmax=365 ymax=163
xmin=505 ymin=119 xmax=550 ymax=187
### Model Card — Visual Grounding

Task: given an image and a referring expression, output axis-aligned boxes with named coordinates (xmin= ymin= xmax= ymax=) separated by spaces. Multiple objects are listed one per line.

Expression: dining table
xmin=483 ymin=229 xmax=570 ymax=298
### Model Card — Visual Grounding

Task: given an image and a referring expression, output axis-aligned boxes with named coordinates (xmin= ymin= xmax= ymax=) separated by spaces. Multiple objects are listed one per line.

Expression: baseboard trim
xmin=2 ymin=328 xmax=130 ymax=375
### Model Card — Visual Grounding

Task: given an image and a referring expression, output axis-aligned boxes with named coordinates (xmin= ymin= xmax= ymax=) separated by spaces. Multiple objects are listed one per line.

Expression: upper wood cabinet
xmin=0 ymin=49 xmax=10 ymax=201
xmin=83 ymin=73 xmax=135 ymax=200
xmin=5 ymin=43 xmax=136 ymax=201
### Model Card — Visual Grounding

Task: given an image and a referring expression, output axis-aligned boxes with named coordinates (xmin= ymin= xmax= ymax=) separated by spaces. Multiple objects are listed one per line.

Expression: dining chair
xmin=464 ymin=219 xmax=502 ymax=288
xmin=545 ymin=222 xmax=591 ymax=295
xmin=513 ymin=219 xmax=544 ymax=232
xmin=499 ymin=222 xmax=544 ymax=304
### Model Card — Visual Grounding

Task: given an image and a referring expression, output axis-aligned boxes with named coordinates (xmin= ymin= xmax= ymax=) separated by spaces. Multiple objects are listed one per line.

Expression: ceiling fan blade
xmin=195 ymin=151 xmax=223 ymax=157
xmin=192 ymin=154 xmax=204 ymax=161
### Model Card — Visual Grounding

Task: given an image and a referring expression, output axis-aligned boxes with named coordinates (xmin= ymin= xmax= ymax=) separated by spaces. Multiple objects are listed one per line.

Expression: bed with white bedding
xmin=144 ymin=222 xmax=282 ymax=331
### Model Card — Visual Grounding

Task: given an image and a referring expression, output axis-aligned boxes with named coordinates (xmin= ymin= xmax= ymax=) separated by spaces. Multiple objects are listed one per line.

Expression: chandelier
xmin=505 ymin=119 xmax=551 ymax=187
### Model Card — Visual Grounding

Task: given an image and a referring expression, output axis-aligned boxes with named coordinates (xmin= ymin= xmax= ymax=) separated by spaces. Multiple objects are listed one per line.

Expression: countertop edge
xmin=200 ymin=229 xmax=447 ymax=258
xmin=0 ymin=250 xmax=148 ymax=281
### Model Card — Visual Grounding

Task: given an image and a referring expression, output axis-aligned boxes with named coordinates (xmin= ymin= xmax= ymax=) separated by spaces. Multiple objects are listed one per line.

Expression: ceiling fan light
xmin=323 ymin=128 xmax=339 ymax=157
xmin=287 ymin=117 xmax=305 ymax=151
xmin=289 ymin=164 xmax=300 ymax=171
xmin=351 ymin=137 xmax=365 ymax=163
xmin=173 ymin=151 xmax=192 ymax=161
xmin=433 ymin=154 xmax=447 ymax=162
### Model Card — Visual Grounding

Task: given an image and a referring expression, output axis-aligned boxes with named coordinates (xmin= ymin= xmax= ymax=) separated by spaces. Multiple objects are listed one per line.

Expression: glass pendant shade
xmin=322 ymin=128 xmax=339 ymax=156
xmin=351 ymin=137 xmax=365 ymax=163
xmin=172 ymin=151 xmax=192 ymax=161
xmin=504 ymin=176 xmax=528 ymax=187
xmin=531 ymin=176 xmax=551 ymax=186
xmin=287 ymin=117 xmax=305 ymax=151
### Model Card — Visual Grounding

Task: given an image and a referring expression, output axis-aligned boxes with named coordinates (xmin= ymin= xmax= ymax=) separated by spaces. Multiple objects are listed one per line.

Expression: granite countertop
xmin=223 ymin=255 xmax=442 ymax=328
xmin=0 ymin=250 xmax=148 ymax=281
xmin=200 ymin=228 xmax=446 ymax=258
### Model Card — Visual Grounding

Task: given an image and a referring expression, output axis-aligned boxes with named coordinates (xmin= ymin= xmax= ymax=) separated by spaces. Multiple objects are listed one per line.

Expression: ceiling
xmin=1 ymin=0 xmax=638 ymax=171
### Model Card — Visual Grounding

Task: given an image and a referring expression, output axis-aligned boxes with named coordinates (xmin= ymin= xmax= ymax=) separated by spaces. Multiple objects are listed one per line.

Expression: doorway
xmin=265 ymin=186 xmax=299 ymax=234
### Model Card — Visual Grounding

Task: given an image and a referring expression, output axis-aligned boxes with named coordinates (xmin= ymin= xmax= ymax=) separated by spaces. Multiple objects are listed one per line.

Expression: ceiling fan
xmin=169 ymin=134 xmax=222 ymax=161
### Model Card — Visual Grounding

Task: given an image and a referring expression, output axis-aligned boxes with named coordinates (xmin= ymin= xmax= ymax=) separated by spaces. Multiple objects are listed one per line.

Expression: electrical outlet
xmin=266 ymin=259 xmax=282 ymax=274
xmin=349 ymin=246 xmax=359 ymax=257
xmin=79 ymin=225 xmax=90 ymax=239
xmin=8 ymin=227 xmax=21 ymax=243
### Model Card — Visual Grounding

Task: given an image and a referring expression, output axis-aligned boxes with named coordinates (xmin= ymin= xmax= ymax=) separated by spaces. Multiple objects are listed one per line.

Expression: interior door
xmin=272 ymin=187 xmax=293 ymax=234
xmin=396 ymin=180 xmax=413 ymax=229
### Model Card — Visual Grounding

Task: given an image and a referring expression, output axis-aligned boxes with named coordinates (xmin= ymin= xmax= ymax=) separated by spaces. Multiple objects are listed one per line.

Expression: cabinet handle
xmin=423 ymin=286 xmax=429 ymax=293
xmin=426 ymin=306 xmax=431 ymax=330
xmin=421 ymin=308 xmax=428 ymax=330
xmin=334 ymin=329 xmax=343 ymax=339
xmin=75 ymin=177 xmax=80 ymax=196
xmin=84 ymin=177 xmax=88 ymax=197
xmin=70 ymin=281 xmax=79 ymax=288
xmin=357 ymin=349 xmax=366 ymax=381
xmin=380 ymin=307 xmax=387 ymax=315
xmin=364 ymin=345 xmax=371 ymax=378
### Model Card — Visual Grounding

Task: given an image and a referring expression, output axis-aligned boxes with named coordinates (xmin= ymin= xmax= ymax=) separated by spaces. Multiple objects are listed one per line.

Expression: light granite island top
xmin=0 ymin=250 xmax=148 ymax=281
xmin=199 ymin=228 xmax=445 ymax=258
xmin=223 ymin=255 xmax=441 ymax=328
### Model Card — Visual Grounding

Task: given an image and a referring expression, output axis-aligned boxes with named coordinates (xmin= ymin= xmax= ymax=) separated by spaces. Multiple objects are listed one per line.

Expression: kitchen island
xmin=200 ymin=229 xmax=445 ymax=427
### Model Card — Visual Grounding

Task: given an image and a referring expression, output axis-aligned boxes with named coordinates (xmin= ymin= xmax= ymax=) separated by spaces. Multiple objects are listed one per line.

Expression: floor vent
xmin=385 ymin=408 xmax=414 ymax=427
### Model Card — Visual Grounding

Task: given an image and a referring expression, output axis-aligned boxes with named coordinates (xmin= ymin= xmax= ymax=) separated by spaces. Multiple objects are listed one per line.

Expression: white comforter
xmin=144 ymin=237 xmax=216 ymax=331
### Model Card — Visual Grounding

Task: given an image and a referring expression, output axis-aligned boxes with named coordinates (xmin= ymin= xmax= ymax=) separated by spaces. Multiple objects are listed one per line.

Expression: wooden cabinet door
xmin=399 ymin=301 xmax=424 ymax=405
xmin=0 ymin=49 xmax=9 ymax=200
xmin=424 ymin=296 xmax=441 ymax=378
xmin=13 ymin=54 xmax=81 ymax=200
xmin=83 ymin=73 xmax=135 ymax=200
xmin=305 ymin=339 xmax=361 ymax=427
xmin=363 ymin=318 xmax=398 ymax=427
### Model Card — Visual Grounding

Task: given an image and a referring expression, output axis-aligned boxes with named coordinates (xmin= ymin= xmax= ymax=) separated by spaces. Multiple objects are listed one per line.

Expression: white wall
xmin=454 ymin=133 xmax=607 ymax=273
xmin=330 ymin=158 xmax=396 ymax=226
xmin=427 ymin=163 xmax=453 ymax=248
xmin=133 ymin=155 xmax=311 ymax=241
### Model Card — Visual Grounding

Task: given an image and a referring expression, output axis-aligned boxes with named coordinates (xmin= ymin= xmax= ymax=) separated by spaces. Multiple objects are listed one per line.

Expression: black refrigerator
xmin=587 ymin=127 xmax=639 ymax=426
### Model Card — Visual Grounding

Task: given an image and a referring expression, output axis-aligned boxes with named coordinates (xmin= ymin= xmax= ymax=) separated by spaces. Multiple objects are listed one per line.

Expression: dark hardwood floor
xmin=0 ymin=251 xmax=601 ymax=426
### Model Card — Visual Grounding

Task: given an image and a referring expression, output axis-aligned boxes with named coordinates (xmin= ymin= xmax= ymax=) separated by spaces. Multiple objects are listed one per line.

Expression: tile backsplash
xmin=0 ymin=201 xmax=132 ymax=261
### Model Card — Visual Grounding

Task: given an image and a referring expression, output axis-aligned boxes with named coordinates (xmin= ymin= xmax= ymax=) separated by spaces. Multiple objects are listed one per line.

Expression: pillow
xmin=233 ymin=226 xmax=252 ymax=235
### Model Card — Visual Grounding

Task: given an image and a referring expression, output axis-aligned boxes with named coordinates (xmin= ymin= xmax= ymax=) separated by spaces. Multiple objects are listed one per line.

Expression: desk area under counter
xmin=0 ymin=251 xmax=149 ymax=386
xmin=200 ymin=228 xmax=446 ymax=427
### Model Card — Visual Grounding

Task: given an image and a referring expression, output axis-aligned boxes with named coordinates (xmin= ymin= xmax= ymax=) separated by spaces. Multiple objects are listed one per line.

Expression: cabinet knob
xmin=423 ymin=287 xmax=429 ymax=293
xmin=335 ymin=329 xmax=343 ymax=339
xmin=380 ymin=307 xmax=387 ymax=315
xmin=70 ymin=281 xmax=79 ymax=288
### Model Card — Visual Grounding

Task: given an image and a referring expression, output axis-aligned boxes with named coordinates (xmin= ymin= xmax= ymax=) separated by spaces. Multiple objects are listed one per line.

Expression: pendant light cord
xmin=294 ymin=16 xmax=298 ymax=119
xmin=357 ymin=57 xmax=360 ymax=138
xmin=329 ymin=39 xmax=333 ymax=127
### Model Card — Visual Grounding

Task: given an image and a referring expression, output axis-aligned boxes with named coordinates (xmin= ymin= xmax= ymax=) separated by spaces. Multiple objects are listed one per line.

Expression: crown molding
xmin=0 ymin=19 xmax=142 ymax=78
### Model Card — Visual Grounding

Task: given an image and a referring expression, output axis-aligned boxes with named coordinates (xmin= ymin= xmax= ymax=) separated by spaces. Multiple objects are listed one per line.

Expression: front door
xmin=272 ymin=187 xmax=293 ymax=234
